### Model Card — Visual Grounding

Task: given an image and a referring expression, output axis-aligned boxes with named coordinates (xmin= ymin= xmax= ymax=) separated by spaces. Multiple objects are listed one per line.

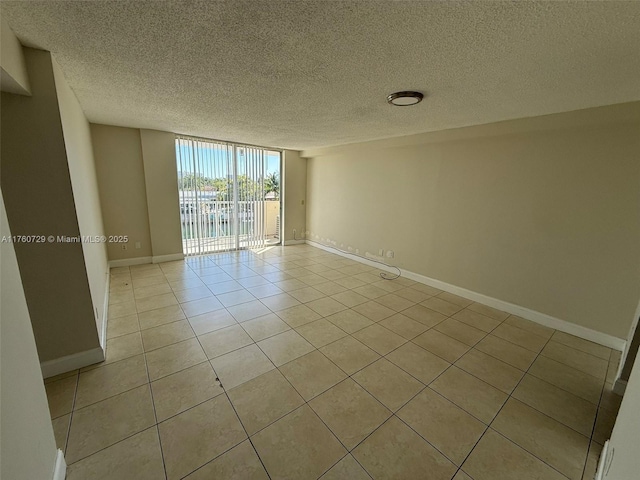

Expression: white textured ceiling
xmin=2 ymin=1 xmax=640 ymax=149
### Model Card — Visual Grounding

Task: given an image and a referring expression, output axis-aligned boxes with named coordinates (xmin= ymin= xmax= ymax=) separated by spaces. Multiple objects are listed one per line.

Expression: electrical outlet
xmin=135 ymin=241 xmax=141 ymax=249
xmin=386 ymin=250 xmax=394 ymax=258
xmin=378 ymin=249 xmax=384 ymax=256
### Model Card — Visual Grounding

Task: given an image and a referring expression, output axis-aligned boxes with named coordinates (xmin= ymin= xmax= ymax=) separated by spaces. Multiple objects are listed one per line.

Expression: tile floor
xmin=44 ymin=244 xmax=623 ymax=480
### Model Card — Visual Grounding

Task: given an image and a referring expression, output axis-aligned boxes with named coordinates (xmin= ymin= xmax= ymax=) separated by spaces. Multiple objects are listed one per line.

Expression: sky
xmin=176 ymin=140 xmax=280 ymax=179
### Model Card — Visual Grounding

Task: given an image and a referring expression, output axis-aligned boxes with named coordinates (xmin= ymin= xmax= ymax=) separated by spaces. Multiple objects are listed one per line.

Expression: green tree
xmin=264 ymin=172 xmax=280 ymax=200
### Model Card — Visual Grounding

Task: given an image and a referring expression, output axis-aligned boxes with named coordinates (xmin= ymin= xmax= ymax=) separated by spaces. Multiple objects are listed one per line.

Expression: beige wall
xmin=1 ymin=189 xmax=59 ymax=480
xmin=91 ymin=124 xmax=153 ymax=260
xmin=1 ymin=48 xmax=101 ymax=362
xmin=283 ymin=149 xmax=306 ymax=242
xmin=53 ymin=57 xmax=109 ymax=341
xmin=304 ymin=102 xmax=640 ymax=339
xmin=140 ymin=129 xmax=183 ymax=258
xmin=0 ymin=17 xmax=30 ymax=95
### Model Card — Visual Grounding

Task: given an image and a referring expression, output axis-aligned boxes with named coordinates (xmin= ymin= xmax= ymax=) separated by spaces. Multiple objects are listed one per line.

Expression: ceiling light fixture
xmin=387 ymin=91 xmax=424 ymax=106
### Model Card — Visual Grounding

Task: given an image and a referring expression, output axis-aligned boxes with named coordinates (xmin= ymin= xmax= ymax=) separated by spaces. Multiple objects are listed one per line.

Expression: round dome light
xmin=387 ymin=91 xmax=424 ymax=106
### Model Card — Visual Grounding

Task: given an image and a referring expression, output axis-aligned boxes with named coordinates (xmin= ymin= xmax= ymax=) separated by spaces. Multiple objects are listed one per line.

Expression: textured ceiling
xmin=2 ymin=1 xmax=640 ymax=149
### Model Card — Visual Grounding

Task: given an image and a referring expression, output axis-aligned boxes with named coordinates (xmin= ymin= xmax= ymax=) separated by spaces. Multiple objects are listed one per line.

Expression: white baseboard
xmin=52 ymin=449 xmax=66 ymax=480
xmin=41 ymin=347 xmax=105 ymax=379
xmin=306 ymin=240 xmax=626 ymax=351
xmin=613 ymin=379 xmax=627 ymax=396
xmin=283 ymin=239 xmax=306 ymax=245
xmin=100 ymin=272 xmax=110 ymax=350
xmin=108 ymin=256 xmax=152 ymax=268
xmin=595 ymin=440 xmax=610 ymax=480
xmin=153 ymin=253 xmax=185 ymax=263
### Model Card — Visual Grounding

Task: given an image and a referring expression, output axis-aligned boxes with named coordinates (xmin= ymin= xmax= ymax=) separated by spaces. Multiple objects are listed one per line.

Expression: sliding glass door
xmin=176 ymin=136 xmax=281 ymax=255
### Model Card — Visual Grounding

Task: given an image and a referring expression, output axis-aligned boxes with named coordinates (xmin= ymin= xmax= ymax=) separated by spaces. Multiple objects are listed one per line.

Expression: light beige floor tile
xmin=398 ymin=388 xmax=486 ymax=465
xmin=352 ymin=358 xmax=424 ymax=412
xmin=373 ymin=293 xmax=414 ymax=312
xmin=394 ymin=287 xmax=431 ymax=303
xmin=379 ymin=313 xmax=429 ymax=339
xmin=188 ymin=308 xmax=237 ymax=335
xmin=462 ymin=429 xmax=566 ymax=480
xmin=138 ymin=304 xmax=186 ymax=330
xmin=491 ymin=323 xmax=548 ymax=353
xmin=45 ymin=376 xmax=77 ymax=419
xmin=319 ymin=269 xmax=348 ymax=281
xmin=335 ymin=276 xmax=368 ymax=290
xmin=66 ymin=427 xmax=165 ymax=480
xmin=183 ymin=440 xmax=269 ymax=480
xmin=504 ymin=315 xmax=555 ymax=339
xmin=386 ymin=341 xmax=450 ymax=384
xmin=475 ymin=334 xmax=537 ymax=371
xmin=246 ymin=283 xmax=284 ymax=299
xmin=467 ymin=303 xmax=510 ymax=321
xmin=227 ymin=299 xmax=271 ymax=322
xmin=210 ymin=344 xmax=275 ymax=390
xmin=105 ymin=331 xmax=144 ymax=363
xmin=422 ymin=296 xmax=464 ymax=316
xmin=314 ymin=281 xmax=349 ymax=296
xmin=174 ymin=286 xmax=213 ymax=304
xmin=353 ymin=416 xmax=457 ymax=480
xmin=296 ymin=319 xmax=347 ymax=348
xmin=310 ymin=378 xmax=391 ymax=450
xmin=371 ymin=279 xmax=404 ymax=293
xmin=352 ymin=324 xmax=407 ymax=355
xmin=528 ymin=355 xmax=604 ymax=404
xmin=325 ymin=309 xmax=374 ymax=334
xmin=199 ymin=324 xmax=254 ymax=358
xmin=435 ymin=318 xmax=486 ymax=346
xmin=228 ymin=369 xmax=304 ymax=435
xmin=261 ymin=292 xmax=301 ymax=311
xmin=413 ymin=329 xmax=471 ymax=363
xmin=159 ymin=395 xmax=247 ymax=480
xmin=453 ymin=471 xmax=474 ymax=480
xmin=135 ymin=292 xmax=178 ymax=313
xmin=513 ymin=375 xmax=597 ymax=436
xmin=257 ymin=329 xmax=315 ymax=366
xmin=351 ymin=300 xmax=396 ymax=321
xmin=170 ymin=277 xmax=207 ymax=291
xmin=275 ymin=303 xmax=322 ymax=328
xmin=75 ymin=354 xmax=148 ymax=409
xmin=320 ymin=454 xmax=370 ymax=480
xmin=141 ymin=319 xmax=195 ymax=351
xmin=207 ymin=279 xmax=243 ymax=294
xmin=131 ymin=274 xmax=167 ymax=289
xmin=455 ymin=349 xmax=524 ymax=394
xmin=217 ymin=289 xmax=256 ymax=307
xmin=252 ymin=404 xmax=347 ymax=480
xmin=307 ymin=297 xmax=349 ymax=317
xmin=273 ymin=278 xmax=308 ymax=292
xmin=151 ymin=361 xmax=223 ymax=422
xmin=241 ymin=313 xmax=290 ymax=341
xmin=320 ymin=336 xmax=381 ymax=375
xmin=106 ymin=313 xmax=140 ymax=339
xmin=593 ymin=406 xmax=617 ymax=445
xmin=437 ymin=292 xmax=474 ymax=308
xmin=430 ymin=366 xmax=508 ymax=424
xmin=52 ymin=413 xmax=70 ymax=453
xmin=45 ymin=369 xmax=78 ymax=384
xmin=492 ymin=398 xmax=589 ymax=480
xmin=288 ymin=286 xmax=326 ymax=303
xmin=402 ymin=304 xmax=448 ymax=327
xmin=552 ymin=331 xmax=611 ymax=360
xmin=453 ymin=309 xmax=502 ymax=333
xmin=352 ymin=284 xmax=388 ymax=299
xmin=66 ymin=385 xmax=156 ymax=463
xmin=145 ymin=337 xmax=207 ymax=381
xmin=279 ymin=350 xmax=347 ymax=400
xmin=109 ymin=301 xmax=137 ymax=320
xmin=330 ymin=290 xmax=369 ymax=308
xmin=237 ymin=275 xmax=271 ymax=288
xmin=134 ymin=282 xmax=172 ymax=299
xmin=540 ymin=341 xmax=608 ymax=380
xmin=181 ymin=296 xmax=225 ymax=317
